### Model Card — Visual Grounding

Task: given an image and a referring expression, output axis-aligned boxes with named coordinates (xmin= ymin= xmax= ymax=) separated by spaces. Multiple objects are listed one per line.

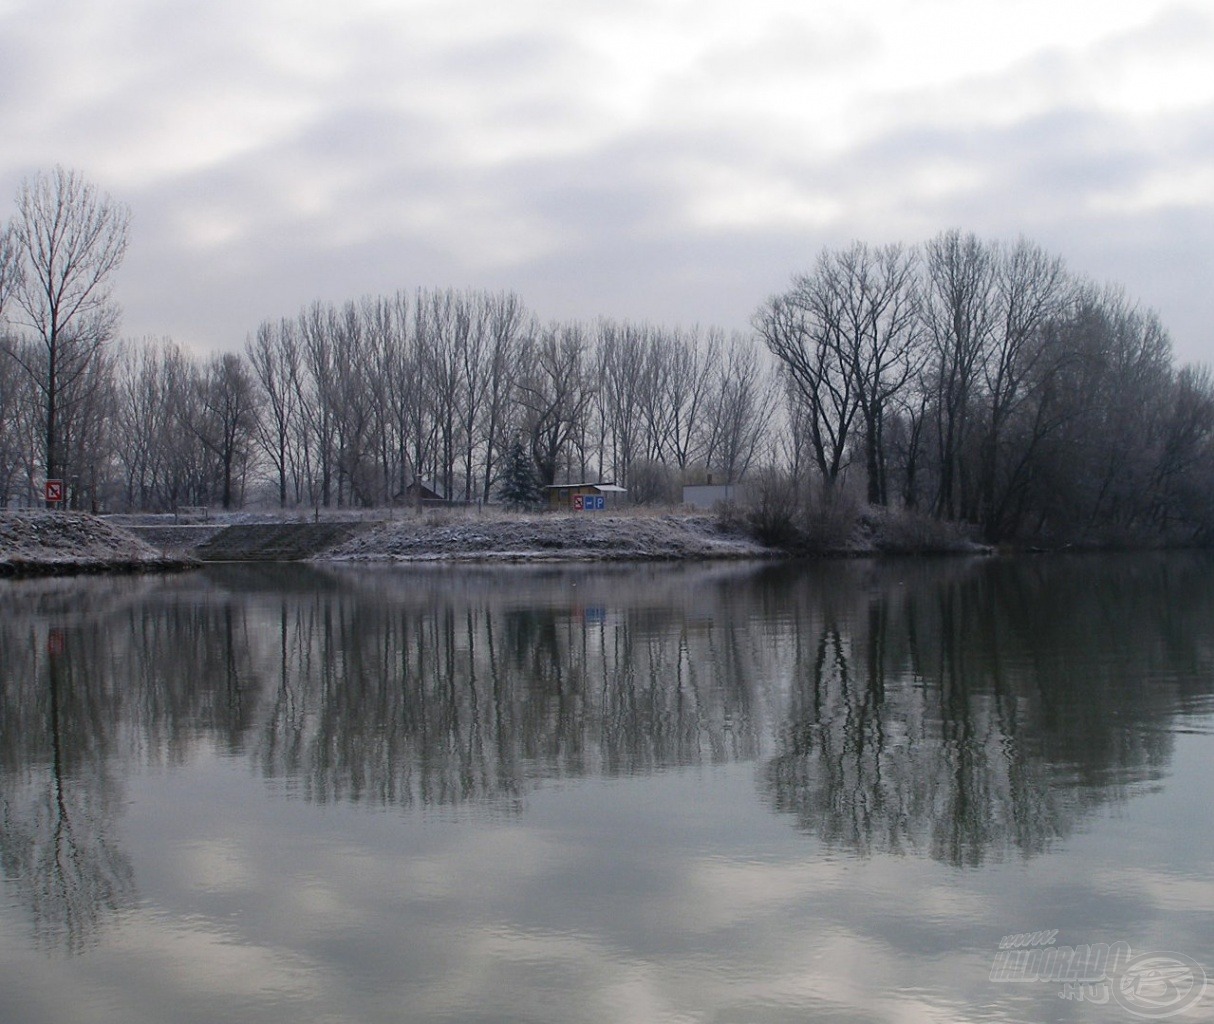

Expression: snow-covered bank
xmin=0 ymin=511 xmax=194 ymax=576
xmin=1 ymin=506 xmax=986 ymax=577
xmin=324 ymin=511 xmax=773 ymax=562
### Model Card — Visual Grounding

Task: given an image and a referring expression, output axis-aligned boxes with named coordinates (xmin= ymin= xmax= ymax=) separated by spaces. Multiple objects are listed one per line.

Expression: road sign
xmin=44 ymin=479 xmax=64 ymax=503
xmin=573 ymin=495 xmax=584 ymax=511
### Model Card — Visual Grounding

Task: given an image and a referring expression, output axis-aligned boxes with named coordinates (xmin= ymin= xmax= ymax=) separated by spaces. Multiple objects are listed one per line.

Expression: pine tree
xmin=498 ymin=437 xmax=541 ymax=510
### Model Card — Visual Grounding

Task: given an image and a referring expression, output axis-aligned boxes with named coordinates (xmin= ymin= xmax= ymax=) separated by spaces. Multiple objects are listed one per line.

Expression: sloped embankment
xmin=193 ymin=521 xmax=379 ymax=561
xmin=0 ymin=511 xmax=192 ymax=577
xmin=325 ymin=513 xmax=771 ymax=562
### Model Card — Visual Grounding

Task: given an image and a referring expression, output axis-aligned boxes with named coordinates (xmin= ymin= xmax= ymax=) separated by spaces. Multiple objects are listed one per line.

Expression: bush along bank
xmin=715 ymin=493 xmax=986 ymax=556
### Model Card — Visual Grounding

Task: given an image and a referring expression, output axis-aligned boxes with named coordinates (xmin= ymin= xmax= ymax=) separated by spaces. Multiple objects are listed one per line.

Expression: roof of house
xmin=544 ymin=482 xmax=627 ymax=493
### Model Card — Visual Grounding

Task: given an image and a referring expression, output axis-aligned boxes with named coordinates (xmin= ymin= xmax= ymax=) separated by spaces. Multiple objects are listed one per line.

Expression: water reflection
xmin=1 ymin=555 xmax=1213 ymax=952
xmin=0 ymin=598 xmax=137 ymax=953
xmin=763 ymin=557 xmax=1211 ymax=865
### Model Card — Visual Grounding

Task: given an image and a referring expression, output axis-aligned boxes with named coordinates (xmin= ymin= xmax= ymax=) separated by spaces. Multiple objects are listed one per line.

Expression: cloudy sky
xmin=2 ymin=0 xmax=1212 ymax=362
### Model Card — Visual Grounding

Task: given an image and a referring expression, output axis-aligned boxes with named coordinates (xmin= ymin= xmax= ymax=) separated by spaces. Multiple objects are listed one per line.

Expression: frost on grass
xmin=325 ymin=511 xmax=772 ymax=563
xmin=0 ymin=511 xmax=172 ymax=574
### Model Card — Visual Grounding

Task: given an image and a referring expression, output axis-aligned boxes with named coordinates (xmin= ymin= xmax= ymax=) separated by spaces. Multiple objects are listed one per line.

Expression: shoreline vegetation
xmin=3 ymin=172 xmax=1212 ymax=556
xmin=8 ymin=499 xmax=1202 ymax=578
xmin=2 ymin=170 xmax=1212 ymax=557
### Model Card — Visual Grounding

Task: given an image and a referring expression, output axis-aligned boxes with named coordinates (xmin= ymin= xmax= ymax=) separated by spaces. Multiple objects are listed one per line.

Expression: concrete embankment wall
xmin=190 ymin=522 xmax=378 ymax=561
xmin=125 ymin=521 xmax=378 ymax=561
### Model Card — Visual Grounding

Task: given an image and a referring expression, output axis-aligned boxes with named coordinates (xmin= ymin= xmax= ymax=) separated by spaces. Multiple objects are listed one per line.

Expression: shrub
xmin=627 ymin=459 xmax=680 ymax=505
xmin=797 ymin=487 xmax=861 ymax=551
xmin=863 ymin=506 xmax=977 ymax=553
xmin=742 ymin=469 xmax=802 ymax=547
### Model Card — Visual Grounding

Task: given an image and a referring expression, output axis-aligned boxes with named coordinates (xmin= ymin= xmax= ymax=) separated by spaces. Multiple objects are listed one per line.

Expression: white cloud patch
xmin=1 ymin=0 xmax=1211 ymax=359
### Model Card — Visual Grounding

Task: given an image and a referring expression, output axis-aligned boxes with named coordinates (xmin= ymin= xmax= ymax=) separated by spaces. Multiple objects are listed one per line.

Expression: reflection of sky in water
xmin=12 ymin=741 xmax=1210 ymax=1024
xmin=1 ymin=557 xmax=1213 ymax=1023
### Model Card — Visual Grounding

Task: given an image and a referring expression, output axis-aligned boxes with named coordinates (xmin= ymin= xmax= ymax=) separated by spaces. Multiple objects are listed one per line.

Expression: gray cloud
xmin=5 ymin=0 xmax=1211 ymax=362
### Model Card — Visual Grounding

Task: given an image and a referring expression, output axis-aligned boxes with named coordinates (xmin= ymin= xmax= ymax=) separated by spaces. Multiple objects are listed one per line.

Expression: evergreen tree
xmin=498 ymin=436 xmax=541 ymax=510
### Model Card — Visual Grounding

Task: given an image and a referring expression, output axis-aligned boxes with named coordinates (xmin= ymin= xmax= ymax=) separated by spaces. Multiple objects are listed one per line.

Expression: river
xmin=1 ymin=555 xmax=1211 ymax=1022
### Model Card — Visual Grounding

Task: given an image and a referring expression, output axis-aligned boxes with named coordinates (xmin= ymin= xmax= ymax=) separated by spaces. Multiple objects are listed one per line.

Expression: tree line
xmin=2 ymin=167 xmax=1212 ymax=543
xmin=0 ymin=172 xmax=770 ymax=514
xmin=756 ymin=234 xmax=1214 ymax=542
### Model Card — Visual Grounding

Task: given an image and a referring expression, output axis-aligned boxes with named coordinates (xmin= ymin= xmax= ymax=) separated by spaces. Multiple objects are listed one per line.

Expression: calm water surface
xmin=1 ymin=555 xmax=1212 ymax=1023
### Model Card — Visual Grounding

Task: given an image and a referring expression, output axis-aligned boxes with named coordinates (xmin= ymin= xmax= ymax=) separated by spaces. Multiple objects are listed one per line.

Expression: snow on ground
xmin=110 ymin=506 xmax=776 ymax=563
xmin=325 ymin=510 xmax=773 ymax=562
xmin=0 ymin=511 xmax=185 ymax=575
xmin=0 ymin=507 xmax=774 ymax=574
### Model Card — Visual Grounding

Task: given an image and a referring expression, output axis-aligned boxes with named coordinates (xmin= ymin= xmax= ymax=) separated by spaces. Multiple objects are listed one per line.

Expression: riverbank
xmin=324 ymin=510 xmax=774 ymax=562
xmin=0 ymin=511 xmax=195 ymax=577
xmin=116 ymin=508 xmax=778 ymax=563
xmin=0 ymin=506 xmax=989 ymax=577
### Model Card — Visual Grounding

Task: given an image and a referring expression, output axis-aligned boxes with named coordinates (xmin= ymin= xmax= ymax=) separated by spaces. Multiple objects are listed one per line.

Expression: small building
xmin=545 ymin=482 xmax=628 ymax=511
xmin=682 ymin=483 xmax=748 ymax=509
xmin=401 ymin=479 xmax=447 ymax=505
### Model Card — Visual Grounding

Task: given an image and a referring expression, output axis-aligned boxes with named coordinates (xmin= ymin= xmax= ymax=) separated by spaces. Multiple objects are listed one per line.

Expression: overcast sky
xmin=2 ymin=0 xmax=1212 ymax=362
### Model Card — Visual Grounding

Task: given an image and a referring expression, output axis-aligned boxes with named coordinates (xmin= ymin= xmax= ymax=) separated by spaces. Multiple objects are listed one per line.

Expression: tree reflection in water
xmin=763 ymin=556 xmax=1214 ymax=865
xmin=0 ymin=616 xmax=135 ymax=954
xmin=1 ymin=555 xmax=1212 ymax=948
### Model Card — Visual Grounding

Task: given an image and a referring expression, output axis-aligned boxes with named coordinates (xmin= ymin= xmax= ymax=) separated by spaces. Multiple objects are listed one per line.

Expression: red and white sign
xmin=572 ymin=494 xmax=584 ymax=511
xmin=44 ymin=479 xmax=64 ymax=503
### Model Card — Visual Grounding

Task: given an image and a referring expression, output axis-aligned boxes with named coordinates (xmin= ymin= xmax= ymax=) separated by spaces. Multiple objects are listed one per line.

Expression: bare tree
xmin=57 ymin=341 xmax=116 ymax=511
xmin=516 ymin=323 xmax=592 ymax=487
xmin=922 ymin=230 xmax=998 ymax=519
xmin=372 ymin=290 xmax=427 ymax=501
xmin=416 ymin=289 xmax=463 ymax=500
xmin=190 ymin=352 xmax=258 ymax=509
xmin=755 ymin=283 xmax=859 ymax=487
xmin=3 ymin=167 xmax=129 ymax=502
xmin=663 ymin=327 xmax=718 ymax=473
xmin=298 ymin=301 xmax=340 ymax=506
xmin=0 ymin=338 xmax=38 ymax=504
xmin=454 ymin=292 xmax=491 ymax=502
xmin=886 ymin=373 xmax=931 ymax=511
xmin=700 ymin=332 xmax=773 ymax=483
xmin=1066 ymin=287 xmax=1175 ymax=537
xmin=114 ymin=339 xmax=174 ymax=509
xmin=247 ymin=319 xmax=303 ymax=508
xmin=1149 ymin=364 xmax=1214 ymax=538
xmin=596 ymin=320 xmax=649 ymax=486
xmin=976 ymin=240 xmax=1074 ymax=539
xmin=0 ymin=221 xmax=20 ymax=318
xmin=478 ymin=293 xmax=527 ymax=501
xmin=816 ymin=242 xmax=924 ymax=505
xmin=330 ymin=300 xmax=374 ymax=505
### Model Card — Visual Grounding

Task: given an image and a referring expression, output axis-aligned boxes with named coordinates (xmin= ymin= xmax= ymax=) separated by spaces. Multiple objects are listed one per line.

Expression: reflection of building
xmin=545 ymin=482 xmax=627 ymax=511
